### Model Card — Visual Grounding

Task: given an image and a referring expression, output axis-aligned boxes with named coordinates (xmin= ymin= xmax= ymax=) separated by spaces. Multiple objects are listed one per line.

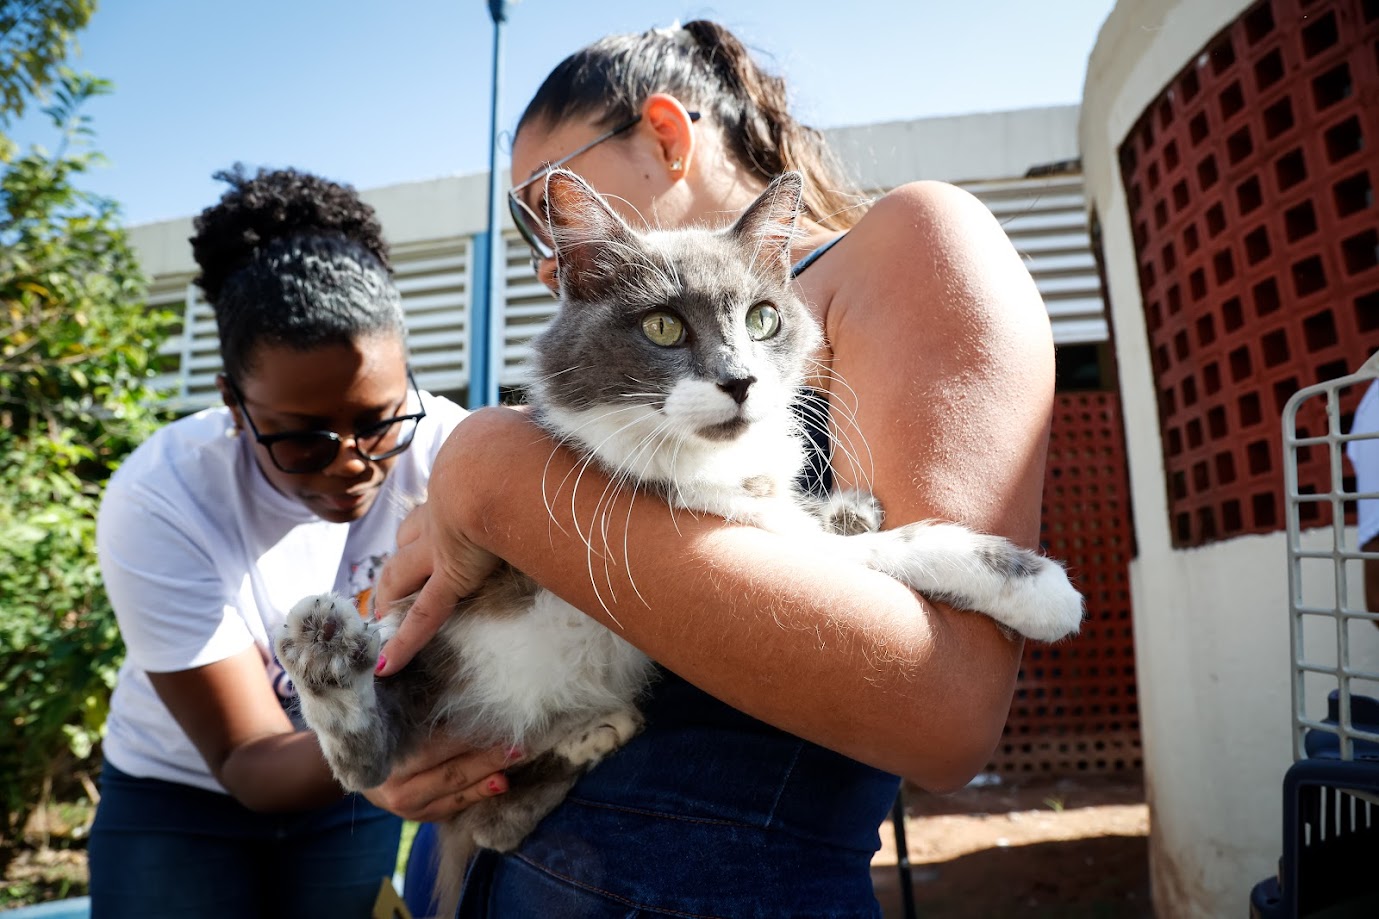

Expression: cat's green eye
xmin=642 ymin=311 xmax=685 ymax=347
xmin=745 ymin=303 xmax=782 ymax=341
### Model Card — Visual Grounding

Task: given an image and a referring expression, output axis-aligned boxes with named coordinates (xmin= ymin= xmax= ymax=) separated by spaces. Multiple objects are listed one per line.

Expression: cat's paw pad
xmin=276 ymin=593 xmax=378 ymax=691
xmin=820 ymin=490 xmax=885 ymax=536
xmin=553 ymin=708 xmax=644 ymax=768
xmin=1011 ymin=556 xmax=1085 ymax=643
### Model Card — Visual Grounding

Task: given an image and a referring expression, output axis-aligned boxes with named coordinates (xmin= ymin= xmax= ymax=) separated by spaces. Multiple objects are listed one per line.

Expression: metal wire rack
xmin=1282 ymin=350 xmax=1379 ymax=764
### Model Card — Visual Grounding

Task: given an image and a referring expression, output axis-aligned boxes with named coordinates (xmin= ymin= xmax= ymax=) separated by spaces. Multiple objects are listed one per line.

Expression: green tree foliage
xmin=1 ymin=0 xmax=93 ymax=133
xmin=0 ymin=0 xmax=176 ymax=867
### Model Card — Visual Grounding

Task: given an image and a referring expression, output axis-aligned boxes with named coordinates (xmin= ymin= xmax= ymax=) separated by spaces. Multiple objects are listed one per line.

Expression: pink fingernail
xmin=505 ymin=745 xmax=524 ymax=762
xmin=375 ymin=654 xmax=387 ymax=675
xmin=487 ymin=776 xmax=507 ymax=795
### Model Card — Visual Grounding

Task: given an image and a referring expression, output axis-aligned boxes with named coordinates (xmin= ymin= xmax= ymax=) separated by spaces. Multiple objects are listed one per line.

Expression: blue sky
xmin=12 ymin=0 xmax=1117 ymax=226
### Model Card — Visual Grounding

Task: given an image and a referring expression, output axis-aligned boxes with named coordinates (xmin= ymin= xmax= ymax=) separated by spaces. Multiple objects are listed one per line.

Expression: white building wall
xmin=1080 ymin=1 xmax=1379 ymax=916
xmin=830 ymin=106 xmax=1082 ymax=189
xmin=126 ymin=106 xmax=1103 ymax=407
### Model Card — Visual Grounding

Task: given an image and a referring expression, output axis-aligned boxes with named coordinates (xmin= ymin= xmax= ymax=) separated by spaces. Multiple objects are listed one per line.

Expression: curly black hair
xmin=189 ymin=165 xmax=404 ymax=380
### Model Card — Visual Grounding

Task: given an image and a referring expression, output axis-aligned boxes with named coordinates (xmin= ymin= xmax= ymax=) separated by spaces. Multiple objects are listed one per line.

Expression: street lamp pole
xmin=472 ymin=0 xmax=509 ymax=408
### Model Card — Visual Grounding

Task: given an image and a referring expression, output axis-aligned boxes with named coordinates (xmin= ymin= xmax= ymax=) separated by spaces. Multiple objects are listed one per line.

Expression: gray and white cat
xmin=276 ymin=169 xmax=1083 ymax=913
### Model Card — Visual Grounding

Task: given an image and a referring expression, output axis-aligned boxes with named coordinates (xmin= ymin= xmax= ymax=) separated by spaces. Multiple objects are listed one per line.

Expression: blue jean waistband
xmin=566 ymin=670 xmax=899 ymax=854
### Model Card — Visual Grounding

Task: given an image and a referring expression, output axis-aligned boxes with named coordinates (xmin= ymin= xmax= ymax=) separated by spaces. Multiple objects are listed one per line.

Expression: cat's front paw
xmin=819 ymin=489 xmax=885 ymax=536
xmin=276 ymin=593 xmax=379 ymax=692
xmin=553 ymin=707 xmax=644 ymax=769
xmin=998 ymin=552 xmax=1085 ymax=643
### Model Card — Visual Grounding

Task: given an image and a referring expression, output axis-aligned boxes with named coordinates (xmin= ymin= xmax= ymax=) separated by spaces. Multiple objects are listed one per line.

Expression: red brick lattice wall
xmin=1119 ymin=0 xmax=1379 ymax=548
xmin=989 ymin=392 xmax=1141 ymax=776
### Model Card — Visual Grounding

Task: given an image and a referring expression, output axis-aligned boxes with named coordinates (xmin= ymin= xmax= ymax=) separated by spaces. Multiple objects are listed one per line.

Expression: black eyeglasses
xmin=507 ymin=111 xmax=701 ymax=263
xmin=225 ymin=370 xmax=426 ymax=474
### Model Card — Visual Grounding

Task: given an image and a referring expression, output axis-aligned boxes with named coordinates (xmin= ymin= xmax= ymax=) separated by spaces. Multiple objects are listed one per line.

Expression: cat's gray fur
xmin=276 ymin=170 xmax=1083 ymax=915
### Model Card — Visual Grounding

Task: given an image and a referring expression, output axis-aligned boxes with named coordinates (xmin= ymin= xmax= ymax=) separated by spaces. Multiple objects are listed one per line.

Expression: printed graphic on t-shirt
xmin=348 ymin=552 xmax=390 ymax=617
xmin=268 ymin=550 xmax=393 ymax=707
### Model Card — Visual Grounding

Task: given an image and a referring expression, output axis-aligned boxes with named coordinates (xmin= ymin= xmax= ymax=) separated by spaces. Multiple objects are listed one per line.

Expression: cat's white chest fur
xmin=538 ymin=401 xmax=808 ymax=527
xmin=430 ymin=590 xmax=652 ymax=745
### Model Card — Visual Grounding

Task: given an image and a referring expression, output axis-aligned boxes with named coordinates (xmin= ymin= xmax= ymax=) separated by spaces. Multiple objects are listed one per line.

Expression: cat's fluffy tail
xmin=419 ymin=821 xmax=476 ymax=919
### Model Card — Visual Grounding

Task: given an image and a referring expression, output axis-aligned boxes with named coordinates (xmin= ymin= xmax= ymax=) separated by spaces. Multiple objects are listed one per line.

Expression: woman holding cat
xmin=88 ymin=167 xmax=511 ymax=918
xmin=375 ymin=20 xmax=1057 ymax=917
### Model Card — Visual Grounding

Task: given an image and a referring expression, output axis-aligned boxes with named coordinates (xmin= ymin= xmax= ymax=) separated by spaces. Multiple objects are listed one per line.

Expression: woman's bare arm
xmin=148 ymin=646 xmax=513 ymax=814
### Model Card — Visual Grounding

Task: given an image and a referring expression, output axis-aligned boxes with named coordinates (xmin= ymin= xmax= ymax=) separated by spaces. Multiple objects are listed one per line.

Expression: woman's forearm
xmin=431 ymin=407 xmax=1022 ymax=791
xmin=217 ymin=730 xmax=343 ymax=812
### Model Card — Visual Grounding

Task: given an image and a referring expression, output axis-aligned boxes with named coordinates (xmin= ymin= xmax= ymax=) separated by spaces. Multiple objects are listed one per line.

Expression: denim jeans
xmin=455 ymin=669 xmax=898 ymax=918
xmin=88 ymin=760 xmax=401 ymax=919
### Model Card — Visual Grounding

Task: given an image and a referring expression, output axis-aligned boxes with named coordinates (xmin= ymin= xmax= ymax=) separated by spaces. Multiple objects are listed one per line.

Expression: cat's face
xmin=529 ymin=170 xmax=820 ymax=447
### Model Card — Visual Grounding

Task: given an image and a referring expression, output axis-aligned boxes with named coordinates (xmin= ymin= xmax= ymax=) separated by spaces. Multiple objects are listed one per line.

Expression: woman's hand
xmin=374 ymin=453 xmax=502 ymax=678
xmin=362 ymin=734 xmax=518 ymax=822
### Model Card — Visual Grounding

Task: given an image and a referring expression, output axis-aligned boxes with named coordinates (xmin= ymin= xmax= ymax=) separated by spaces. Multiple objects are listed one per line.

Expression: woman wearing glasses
xmin=375 ymin=20 xmax=1056 ymax=919
xmin=88 ymin=167 xmax=509 ymax=918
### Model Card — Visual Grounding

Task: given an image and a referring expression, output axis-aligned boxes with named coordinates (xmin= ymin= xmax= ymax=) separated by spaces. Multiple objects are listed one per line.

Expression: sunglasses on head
xmin=224 ymin=369 xmax=426 ymax=474
xmin=507 ymin=111 xmax=701 ymax=263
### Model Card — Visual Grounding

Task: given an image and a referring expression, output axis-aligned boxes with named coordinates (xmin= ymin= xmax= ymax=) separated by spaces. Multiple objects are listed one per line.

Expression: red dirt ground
xmin=7 ymin=775 xmax=1152 ymax=917
xmin=870 ymin=774 xmax=1152 ymax=919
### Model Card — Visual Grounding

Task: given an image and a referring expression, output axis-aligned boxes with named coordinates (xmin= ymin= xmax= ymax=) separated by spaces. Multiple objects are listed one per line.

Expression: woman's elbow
xmin=903 ymin=723 xmax=1006 ymax=794
xmin=891 ymin=667 xmax=1016 ymax=792
xmin=214 ymin=767 xmax=279 ymax=813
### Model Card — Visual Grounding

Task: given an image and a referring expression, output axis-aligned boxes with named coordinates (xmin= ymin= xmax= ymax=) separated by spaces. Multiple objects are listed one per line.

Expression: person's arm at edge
xmin=378 ymin=181 xmax=1052 ymax=792
xmin=148 ymin=649 xmax=514 ymax=815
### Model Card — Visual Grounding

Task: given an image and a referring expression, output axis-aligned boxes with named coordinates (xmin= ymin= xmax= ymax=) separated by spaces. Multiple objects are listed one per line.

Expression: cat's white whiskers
xmin=588 ymin=415 xmax=675 ymax=598
xmin=544 ymin=403 xmax=647 ymax=495
xmin=613 ymin=415 xmax=681 ymax=610
xmin=663 ymin=435 xmax=705 ymax=529
xmin=794 ymin=397 xmax=872 ymax=495
xmin=800 ymin=360 xmax=876 ymax=489
xmin=570 ymin=448 xmax=622 ymax=626
xmin=539 ymin=445 xmax=576 ymax=540
xmin=810 ymin=191 xmax=874 ymax=227
xmin=540 ymin=403 xmax=647 ymax=538
xmin=560 ymin=407 xmax=677 ymax=624
xmin=527 ymin=363 xmax=589 ymax=388
xmin=805 ymin=357 xmax=863 ymax=416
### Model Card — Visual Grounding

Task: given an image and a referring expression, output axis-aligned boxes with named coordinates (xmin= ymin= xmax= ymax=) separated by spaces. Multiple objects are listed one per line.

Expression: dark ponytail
xmin=190 ymin=165 xmax=403 ymax=380
xmin=518 ymin=21 xmax=866 ymax=230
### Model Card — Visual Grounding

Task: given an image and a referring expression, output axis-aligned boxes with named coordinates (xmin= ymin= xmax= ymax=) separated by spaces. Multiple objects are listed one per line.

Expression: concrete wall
xmin=829 ymin=105 xmax=1081 ymax=190
xmin=127 ymin=171 xmax=493 ymax=282
xmin=126 ymin=106 xmax=1100 ymax=408
xmin=1081 ymin=1 xmax=1379 ymax=916
xmin=126 ymin=106 xmax=1081 ymax=275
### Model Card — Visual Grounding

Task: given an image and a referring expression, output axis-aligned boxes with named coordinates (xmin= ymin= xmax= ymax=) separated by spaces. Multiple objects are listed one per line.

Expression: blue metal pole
xmin=471 ymin=0 xmax=508 ymax=408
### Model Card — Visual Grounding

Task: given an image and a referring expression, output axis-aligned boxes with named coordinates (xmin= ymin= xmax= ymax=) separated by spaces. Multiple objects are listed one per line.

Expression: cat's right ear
xmin=543 ymin=169 xmax=640 ymax=302
xmin=730 ymin=171 xmax=804 ymax=280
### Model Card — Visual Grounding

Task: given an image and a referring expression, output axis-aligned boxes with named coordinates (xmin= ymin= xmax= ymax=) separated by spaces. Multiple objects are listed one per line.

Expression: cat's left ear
xmin=729 ymin=171 xmax=804 ymax=280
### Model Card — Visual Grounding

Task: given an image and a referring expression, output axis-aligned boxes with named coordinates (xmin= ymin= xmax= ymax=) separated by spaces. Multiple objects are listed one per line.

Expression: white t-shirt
xmin=97 ymin=392 xmax=466 ymax=792
xmin=1350 ymin=379 xmax=1379 ymax=549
